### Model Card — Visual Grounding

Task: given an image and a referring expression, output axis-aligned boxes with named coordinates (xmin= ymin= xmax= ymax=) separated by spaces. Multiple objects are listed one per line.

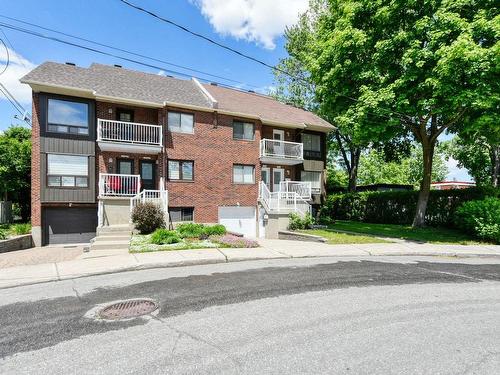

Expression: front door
xmin=117 ymin=159 xmax=134 ymax=175
xmin=273 ymin=129 xmax=285 ymax=156
xmin=272 ymin=168 xmax=284 ymax=192
xmin=261 ymin=167 xmax=270 ymax=190
xmin=140 ymin=160 xmax=156 ymax=190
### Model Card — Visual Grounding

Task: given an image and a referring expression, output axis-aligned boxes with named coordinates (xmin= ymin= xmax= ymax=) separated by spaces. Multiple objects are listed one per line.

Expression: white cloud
xmin=0 ymin=47 xmax=36 ymax=104
xmin=445 ymin=157 xmax=473 ymax=182
xmin=192 ymin=0 xmax=309 ymax=49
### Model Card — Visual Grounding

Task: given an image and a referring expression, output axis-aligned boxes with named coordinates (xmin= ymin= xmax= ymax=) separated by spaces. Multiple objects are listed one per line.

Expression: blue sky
xmin=0 ymin=0 xmax=471 ymax=181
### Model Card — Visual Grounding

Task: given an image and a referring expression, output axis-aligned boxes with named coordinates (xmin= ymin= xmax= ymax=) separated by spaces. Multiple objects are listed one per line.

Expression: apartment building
xmin=21 ymin=62 xmax=334 ymax=246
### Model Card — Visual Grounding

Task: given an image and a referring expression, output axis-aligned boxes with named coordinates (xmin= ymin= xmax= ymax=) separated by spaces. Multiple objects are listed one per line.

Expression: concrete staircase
xmin=90 ymin=224 xmax=133 ymax=253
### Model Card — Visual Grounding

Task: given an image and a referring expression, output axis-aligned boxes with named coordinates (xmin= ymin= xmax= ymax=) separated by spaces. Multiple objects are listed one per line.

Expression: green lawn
xmin=300 ymin=229 xmax=391 ymax=244
xmin=326 ymin=221 xmax=483 ymax=245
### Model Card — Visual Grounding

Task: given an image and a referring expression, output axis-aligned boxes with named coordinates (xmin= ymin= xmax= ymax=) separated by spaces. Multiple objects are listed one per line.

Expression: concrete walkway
xmin=0 ymin=239 xmax=499 ymax=289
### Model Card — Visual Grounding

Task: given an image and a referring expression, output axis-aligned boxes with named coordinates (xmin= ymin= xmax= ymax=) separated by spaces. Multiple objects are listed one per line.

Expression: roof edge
xmin=191 ymin=78 xmax=218 ymax=109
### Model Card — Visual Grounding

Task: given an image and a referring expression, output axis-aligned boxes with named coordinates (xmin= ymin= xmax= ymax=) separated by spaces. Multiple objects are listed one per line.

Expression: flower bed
xmin=130 ymin=223 xmax=259 ymax=253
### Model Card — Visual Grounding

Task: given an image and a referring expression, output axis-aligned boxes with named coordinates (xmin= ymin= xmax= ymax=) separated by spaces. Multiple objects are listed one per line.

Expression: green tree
xmin=444 ymin=109 xmax=500 ymax=187
xmin=283 ymin=0 xmax=498 ymax=226
xmin=357 ymin=145 xmax=448 ymax=186
xmin=0 ymin=126 xmax=31 ymax=221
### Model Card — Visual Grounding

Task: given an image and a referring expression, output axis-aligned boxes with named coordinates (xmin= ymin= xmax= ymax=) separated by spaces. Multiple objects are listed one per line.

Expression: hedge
xmin=319 ymin=187 xmax=500 ymax=227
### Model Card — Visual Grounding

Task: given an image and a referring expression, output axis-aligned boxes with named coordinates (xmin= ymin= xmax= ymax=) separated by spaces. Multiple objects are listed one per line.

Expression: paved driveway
xmin=0 ymin=245 xmax=84 ymax=269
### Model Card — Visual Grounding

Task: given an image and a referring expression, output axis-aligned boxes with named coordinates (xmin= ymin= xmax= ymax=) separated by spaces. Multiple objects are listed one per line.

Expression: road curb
xmin=1 ymin=251 xmax=499 ymax=290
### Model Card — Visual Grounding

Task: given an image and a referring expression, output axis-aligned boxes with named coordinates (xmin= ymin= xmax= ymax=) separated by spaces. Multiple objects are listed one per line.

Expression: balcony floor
xmin=98 ymin=140 xmax=162 ymax=154
xmin=259 ymin=156 xmax=304 ymax=165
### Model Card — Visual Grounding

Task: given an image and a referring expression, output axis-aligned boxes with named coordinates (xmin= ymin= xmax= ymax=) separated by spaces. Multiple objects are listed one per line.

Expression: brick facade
xmin=31 ymin=92 xmax=41 ymax=227
xmin=165 ymin=108 xmax=261 ymax=223
xmin=31 ymin=93 xmax=326 ymax=243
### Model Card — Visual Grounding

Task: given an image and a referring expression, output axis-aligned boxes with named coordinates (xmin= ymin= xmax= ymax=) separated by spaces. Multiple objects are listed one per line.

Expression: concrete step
xmin=91 ymin=240 xmax=130 ymax=251
xmin=97 ymin=225 xmax=133 ymax=235
xmin=93 ymin=234 xmax=131 ymax=241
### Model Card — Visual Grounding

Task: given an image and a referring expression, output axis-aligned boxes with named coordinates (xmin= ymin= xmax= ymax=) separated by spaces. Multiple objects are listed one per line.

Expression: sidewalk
xmin=1 ymin=239 xmax=499 ymax=289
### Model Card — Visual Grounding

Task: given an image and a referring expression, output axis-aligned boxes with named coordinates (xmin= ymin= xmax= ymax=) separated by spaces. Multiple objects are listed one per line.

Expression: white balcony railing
xmin=260 ymin=139 xmax=303 ymax=161
xmin=97 ymin=119 xmax=162 ymax=146
xmin=279 ymin=181 xmax=312 ymax=200
xmin=99 ymin=173 xmax=141 ymax=197
xmin=259 ymin=182 xmax=310 ymax=216
xmin=130 ymin=189 xmax=168 ymax=216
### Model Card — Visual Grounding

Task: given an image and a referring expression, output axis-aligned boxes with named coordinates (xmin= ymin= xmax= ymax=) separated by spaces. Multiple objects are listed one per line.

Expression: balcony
xmin=97 ymin=119 xmax=162 ymax=154
xmin=99 ymin=173 xmax=141 ymax=197
xmin=259 ymin=139 xmax=303 ymax=165
xmin=279 ymin=181 xmax=312 ymax=200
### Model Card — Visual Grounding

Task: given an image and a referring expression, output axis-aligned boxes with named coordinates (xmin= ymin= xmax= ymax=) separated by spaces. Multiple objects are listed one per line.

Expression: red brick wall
xmin=97 ymin=151 xmax=161 ymax=188
xmin=31 ymin=92 xmax=41 ymax=227
xmin=96 ymin=102 xmax=159 ymax=124
xmin=165 ymin=107 xmax=261 ymax=223
xmin=95 ymin=102 xmax=164 ymax=190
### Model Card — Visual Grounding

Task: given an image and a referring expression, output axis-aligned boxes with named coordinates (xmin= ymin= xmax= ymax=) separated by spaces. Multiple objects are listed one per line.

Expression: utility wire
xmin=117 ymin=0 xmax=411 ymax=122
xmin=0 ymin=14 xmax=255 ymax=87
xmin=0 ymin=82 xmax=25 ymax=112
xmin=0 ymin=25 xmax=28 ymax=70
xmin=118 ymin=0 xmax=294 ymax=77
xmin=0 ymin=21 xmax=261 ymax=92
xmin=0 ymin=37 xmax=9 ymax=75
xmin=0 ymin=85 xmax=24 ymax=116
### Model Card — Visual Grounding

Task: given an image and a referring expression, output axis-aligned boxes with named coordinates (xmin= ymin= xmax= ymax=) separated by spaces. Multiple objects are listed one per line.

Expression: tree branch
xmin=335 ymin=131 xmax=351 ymax=172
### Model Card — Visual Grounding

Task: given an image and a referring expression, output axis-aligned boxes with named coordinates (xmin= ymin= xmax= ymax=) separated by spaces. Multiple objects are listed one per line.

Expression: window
xmin=169 ymin=207 xmax=194 ymax=222
xmin=47 ymin=154 xmax=89 ymax=188
xmin=301 ymin=171 xmax=322 ymax=193
xmin=168 ymin=112 xmax=194 ymax=134
xmin=168 ymin=160 xmax=193 ymax=181
xmin=117 ymin=159 xmax=134 ymax=175
xmin=233 ymin=121 xmax=255 ymax=140
xmin=47 ymin=98 xmax=89 ymax=135
xmin=302 ymin=133 xmax=322 ymax=159
xmin=117 ymin=109 xmax=134 ymax=122
xmin=233 ymin=164 xmax=255 ymax=184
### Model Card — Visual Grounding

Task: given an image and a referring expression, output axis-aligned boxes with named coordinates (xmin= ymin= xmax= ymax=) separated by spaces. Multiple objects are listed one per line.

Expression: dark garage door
xmin=43 ymin=207 xmax=97 ymax=245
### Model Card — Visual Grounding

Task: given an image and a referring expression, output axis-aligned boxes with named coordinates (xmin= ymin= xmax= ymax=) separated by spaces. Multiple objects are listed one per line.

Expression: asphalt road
xmin=0 ymin=256 xmax=499 ymax=374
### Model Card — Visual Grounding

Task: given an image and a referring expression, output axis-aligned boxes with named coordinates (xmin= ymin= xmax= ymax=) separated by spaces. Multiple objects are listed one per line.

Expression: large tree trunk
xmin=490 ymin=145 xmax=500 ymax=188
xmin=347 ymin=148 xmax=361 ymax=192
xmin=413 ymin=140 xmax=435 ymax=228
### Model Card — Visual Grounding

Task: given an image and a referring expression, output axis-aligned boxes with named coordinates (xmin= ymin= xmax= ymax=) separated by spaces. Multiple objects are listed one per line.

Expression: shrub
xmin=150 ymin=229 xmax=181 ymax=245
xmin=0 ymin=229 xmax=6 ymax=240
xmin=454 ymin=198 xmax=500 ymax=243
xmin=131 ymin=202 xmax=165 ymax=234
xmin=288 ymin=212 xmax=314 ymax=230
xmin=211 ymin=234 xmax=259 ymax=248
xmin=320 ymin=187 xmax=500 ymax=227
xmin=176 ymin=222 xmax=205 ymax=238
xmin=12 ymin=223 xmax=31 ymax=235
xmin=203 ymin=224 xmax=227 ymax=237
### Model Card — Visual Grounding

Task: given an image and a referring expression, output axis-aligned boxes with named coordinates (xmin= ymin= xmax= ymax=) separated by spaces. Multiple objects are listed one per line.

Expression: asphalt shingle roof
xmin=21 ymin=62 xmax=213 ymax=108
xmin=204 ymin=83 xmax=334 ymax=130
xmin=21 ymin=62 xmax=334 ymax=130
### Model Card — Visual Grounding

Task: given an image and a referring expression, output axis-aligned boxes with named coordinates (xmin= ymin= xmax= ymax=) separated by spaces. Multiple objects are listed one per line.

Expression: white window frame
xmin=233 ymin=164 xmax=255 ymax=184
xmin=301 ymin=171 xmax=322 ymax=193
xmin=168 ymin=111 xmax=194 ymax=134
xmin=47 ymin=153 xmax=89 ymax=188
xmin=233 ymin=121 xmax=255 ymax=141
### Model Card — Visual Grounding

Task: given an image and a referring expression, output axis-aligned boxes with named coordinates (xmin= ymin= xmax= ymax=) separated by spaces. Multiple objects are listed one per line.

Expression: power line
xmin=117 ymin=0 xmax=411 ymax=122
xmin=0 ymin=85 xmax=25 ymax=117
xmin=117 ymin=0 xmax=294 ymax=78
xmin=0 ymin=21 xmax=262 ymax=92
xmin=0 ymin=37 xmax=9 ymax=75
xmin=0 ymin=82 xmax=25 ymax=112
xmin=0 ymin=14 xmax=255 ymax=87
xmin=0 ymin=25 xmax=28 ymax=70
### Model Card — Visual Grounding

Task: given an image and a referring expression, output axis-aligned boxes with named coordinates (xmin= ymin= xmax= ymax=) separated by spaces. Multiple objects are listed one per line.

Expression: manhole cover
xmin=98 ymin=299 xmax=158 ymax=320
